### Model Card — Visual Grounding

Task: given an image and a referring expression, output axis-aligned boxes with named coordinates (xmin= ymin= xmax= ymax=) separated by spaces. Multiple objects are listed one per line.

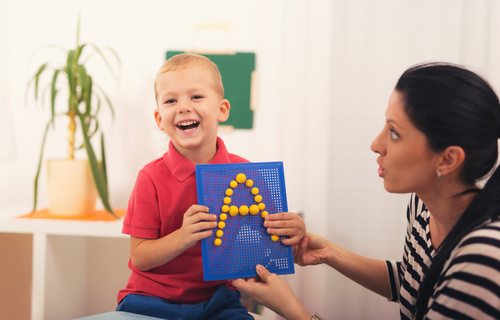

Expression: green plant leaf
xmin=82 ymin=72 xmax=92 ymax=115
xmin=75 ymin=108 xmax=117 ymax=218
xmin=104 ymin=46 xmax=122 ymax=77
xmin=87 ymin=118 xmax=99 ymax=140
xmin=33 ymin=63 xmax=48 ymax=100
xmin=50 ymin=69 xmax=61 ymax=121
xmin=27 ymin=44 xmax=67 ymax=66
xmin=94 ymin=84 xmax=115 ymax=118
xmin=66 ymin=50 xmax=77 ymax=100
xmin=100 ymin=133 xmax=109 ymax=196
xmin=32 ymin=120 xmax=53 ymax=213
xmin=94 ymin=94 xmax=102 ymax=117
xmin=75 ymin=44 xmax=86 ymax=64
xmin=77 ymin=64 xmax=89 ymax=109
xmin=83 ymin=44 xmax=121 ymax=80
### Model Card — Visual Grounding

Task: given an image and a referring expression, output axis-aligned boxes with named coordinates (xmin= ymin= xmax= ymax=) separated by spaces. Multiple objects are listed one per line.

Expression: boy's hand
xmin=263 ymin=212 xmax=306 ymax=246
xmin=129 ymin=205 xmax=217 ymax=271
xmin=179 ymin=204 xmax=217 ymax=249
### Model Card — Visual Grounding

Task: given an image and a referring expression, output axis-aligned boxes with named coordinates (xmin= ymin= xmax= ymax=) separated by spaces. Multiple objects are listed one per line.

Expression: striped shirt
xmin=386 ymin=193 xmax=500 ymax=319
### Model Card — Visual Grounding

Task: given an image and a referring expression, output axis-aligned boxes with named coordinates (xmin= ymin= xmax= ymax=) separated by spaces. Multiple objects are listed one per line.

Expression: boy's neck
xmin=173 ymin=141 xmax=218 ymax=165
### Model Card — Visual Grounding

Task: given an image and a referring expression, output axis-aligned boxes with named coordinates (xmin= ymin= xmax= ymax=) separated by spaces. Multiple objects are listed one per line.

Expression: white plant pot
xmin=46 ymin=159 xmax=97 ymax=216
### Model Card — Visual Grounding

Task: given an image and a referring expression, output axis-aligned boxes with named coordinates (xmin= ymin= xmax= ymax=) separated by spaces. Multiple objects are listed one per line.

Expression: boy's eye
xmin=165 ymin=99 xmax=176 ymax=104
xmin=192 ymin=95 xmax=203 ymax=100
xmin=390 ymin=128 xmax=400 ymax=140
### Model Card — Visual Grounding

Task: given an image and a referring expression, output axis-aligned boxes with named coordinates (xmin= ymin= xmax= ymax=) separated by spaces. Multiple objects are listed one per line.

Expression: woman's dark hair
xmin=395 ymin=62 xmax=500 ymax=319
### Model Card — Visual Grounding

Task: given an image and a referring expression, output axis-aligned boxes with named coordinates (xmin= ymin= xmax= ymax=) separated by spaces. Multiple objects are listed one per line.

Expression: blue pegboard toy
xmin=196 ymin=161 xmax=295 ymax=281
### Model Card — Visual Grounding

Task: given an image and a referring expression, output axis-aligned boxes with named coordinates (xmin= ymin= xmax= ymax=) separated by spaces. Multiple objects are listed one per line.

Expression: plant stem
xmin=68 ymin=111 xmax=76 ymax=160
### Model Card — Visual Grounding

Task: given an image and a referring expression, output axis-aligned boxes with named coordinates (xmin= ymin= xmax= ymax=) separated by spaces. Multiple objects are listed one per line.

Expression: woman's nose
xmin=370 ymin=128 xmax=384 ymax=155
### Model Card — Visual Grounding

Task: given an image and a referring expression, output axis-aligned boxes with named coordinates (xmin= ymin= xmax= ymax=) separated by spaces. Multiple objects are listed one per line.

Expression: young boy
xmin=117 ymin=54 xmax=305 ymax=319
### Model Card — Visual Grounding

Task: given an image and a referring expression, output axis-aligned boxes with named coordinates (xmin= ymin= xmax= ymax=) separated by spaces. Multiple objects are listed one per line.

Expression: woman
xmin=233 ymin=63 xmax=500 ymax=320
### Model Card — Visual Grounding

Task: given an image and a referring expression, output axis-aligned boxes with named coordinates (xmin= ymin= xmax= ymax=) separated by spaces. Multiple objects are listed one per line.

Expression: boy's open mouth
xmin=177 ymin=121 xmax=200 ymax=131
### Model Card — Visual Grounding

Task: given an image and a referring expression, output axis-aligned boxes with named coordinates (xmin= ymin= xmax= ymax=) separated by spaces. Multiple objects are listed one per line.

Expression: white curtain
xmin=259 ymin=1 xmax=500 ymax=319
xmin=0 ymin=0 xmax=15 ymax=162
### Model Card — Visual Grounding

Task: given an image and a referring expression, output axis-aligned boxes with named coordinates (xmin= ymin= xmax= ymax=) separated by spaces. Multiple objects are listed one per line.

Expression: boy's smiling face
xmin=154 ymin=65 xmax=230 ymax=164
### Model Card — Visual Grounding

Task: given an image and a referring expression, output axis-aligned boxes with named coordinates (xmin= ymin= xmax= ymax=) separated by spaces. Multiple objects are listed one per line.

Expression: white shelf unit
xmin=0 ymin=209 xmax=131 ymax=320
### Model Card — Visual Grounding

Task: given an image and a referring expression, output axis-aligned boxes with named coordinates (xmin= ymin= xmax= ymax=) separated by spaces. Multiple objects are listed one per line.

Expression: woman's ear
xmin=217 ymin=99 xmax=231 ymax=122
xmin=436 ymin=145 xmax=466 ymax=177
xmin=154 ymin=108 xmax=164 ymax=130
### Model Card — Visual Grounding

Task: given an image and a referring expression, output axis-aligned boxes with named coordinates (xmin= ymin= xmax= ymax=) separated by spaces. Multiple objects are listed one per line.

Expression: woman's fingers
xmin=295 ymin=236 xmax=309 ymax=265
xmin=255 ymin=264 xmax=273 ymax=282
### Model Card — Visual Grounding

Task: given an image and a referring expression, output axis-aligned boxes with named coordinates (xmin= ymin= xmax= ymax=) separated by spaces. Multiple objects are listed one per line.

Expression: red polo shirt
xmin=118 ymin=137 xmax=248 ymax=304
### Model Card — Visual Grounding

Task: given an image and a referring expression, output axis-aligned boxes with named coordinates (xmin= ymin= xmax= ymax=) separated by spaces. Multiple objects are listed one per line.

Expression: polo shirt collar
xmin=163 ymin=137 xmax=231 ymax=181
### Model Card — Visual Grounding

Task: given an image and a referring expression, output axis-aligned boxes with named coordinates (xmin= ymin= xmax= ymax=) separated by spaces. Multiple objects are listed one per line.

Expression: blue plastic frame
xmin=196 ymin=162 xmax=295 ymax=281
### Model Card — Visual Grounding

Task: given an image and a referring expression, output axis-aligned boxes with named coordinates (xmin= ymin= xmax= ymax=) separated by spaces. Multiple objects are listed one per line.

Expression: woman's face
xmin=371 ymin=90 xmax=441 ymax=194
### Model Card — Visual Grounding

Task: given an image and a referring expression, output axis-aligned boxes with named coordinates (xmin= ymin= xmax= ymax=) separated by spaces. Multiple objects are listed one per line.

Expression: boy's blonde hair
xmin=154 ymin=53 xmax=224 ymax=101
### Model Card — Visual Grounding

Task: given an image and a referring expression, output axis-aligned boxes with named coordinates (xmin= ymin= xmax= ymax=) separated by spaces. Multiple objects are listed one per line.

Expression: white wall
xmin=1 ymin=0 xmax=500 ymax=319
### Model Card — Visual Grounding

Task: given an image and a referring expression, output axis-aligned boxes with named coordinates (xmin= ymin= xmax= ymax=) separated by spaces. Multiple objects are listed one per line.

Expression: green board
xmin=166 ymin=51 xmax=255 ymax=129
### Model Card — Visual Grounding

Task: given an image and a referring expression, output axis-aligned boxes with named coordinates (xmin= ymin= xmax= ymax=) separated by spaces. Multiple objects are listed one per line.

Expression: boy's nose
xmin=178 ymin=104 xmax=192 ymax=113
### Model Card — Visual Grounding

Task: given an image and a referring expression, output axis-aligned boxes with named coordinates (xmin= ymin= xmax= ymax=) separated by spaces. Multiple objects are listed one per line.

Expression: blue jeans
xmin=116 ymin=285 xmax=253 ymax=320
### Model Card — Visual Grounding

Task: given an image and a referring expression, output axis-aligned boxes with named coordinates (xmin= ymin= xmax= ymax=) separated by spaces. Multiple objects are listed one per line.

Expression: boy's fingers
xmin=265 ymin=212 xmax=288 ymax=221
xmin=187 ymin=212 xmax=217 ymax=223
xmin=266 ymin=227 xmax=302 ymax=237
xmin=264 ymin=219 xmax=291 ymax=229
xmin=267 ymin=226 xmax=291 ymax=234
xmin=199 ymin=213 xmax=217 ymax=221
xmin=186 ymin=205 xmax=209 ymax=216
xmin=264 ymin=216 xmax=301 ymax=228
xmin=198 ymin=229 xmax=213 ymax=237
xmin=195 ymin=221 xmax=218 ymax=232
xmin=265 ymin=212 xmax=298 ymax=220
xmin=280 ymin=236 xmax=298 ymax=245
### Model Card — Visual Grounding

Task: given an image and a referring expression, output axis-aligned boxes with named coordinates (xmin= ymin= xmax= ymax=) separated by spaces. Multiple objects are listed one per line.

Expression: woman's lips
xmin=378 ymin=166 xmax=386 ymax=177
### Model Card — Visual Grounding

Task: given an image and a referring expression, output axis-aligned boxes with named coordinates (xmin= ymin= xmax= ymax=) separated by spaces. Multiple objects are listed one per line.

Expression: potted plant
xmin=27 ymin=19 xmax=120 ymax=218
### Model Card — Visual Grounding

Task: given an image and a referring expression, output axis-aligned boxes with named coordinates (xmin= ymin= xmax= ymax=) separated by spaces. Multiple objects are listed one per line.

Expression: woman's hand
xmin=294 ymin=232 xmax=331 ymax=266
xmin=233 ymin=265 xmax=312 ymax=320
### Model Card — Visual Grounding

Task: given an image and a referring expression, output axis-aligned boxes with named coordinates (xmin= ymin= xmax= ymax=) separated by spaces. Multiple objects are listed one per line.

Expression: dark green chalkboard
xmin=166 ymin=51 xmax=255 ymax=129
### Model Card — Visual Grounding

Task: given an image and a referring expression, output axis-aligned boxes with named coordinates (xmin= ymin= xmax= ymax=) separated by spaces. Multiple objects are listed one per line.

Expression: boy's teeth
xmin=177 ymin=121 xmax=200 ymax=130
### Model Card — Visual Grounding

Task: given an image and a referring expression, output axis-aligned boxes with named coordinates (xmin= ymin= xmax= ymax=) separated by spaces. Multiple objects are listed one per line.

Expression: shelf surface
xmin=0 ymin=208 xmax=127 ymax=238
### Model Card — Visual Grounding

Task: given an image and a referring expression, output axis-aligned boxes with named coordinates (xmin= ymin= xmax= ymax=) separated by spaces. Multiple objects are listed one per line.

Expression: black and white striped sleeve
xmin=386 ymin=193 xmax=421 ymax=302
xmin=425 ymin=221 xmax=500 ymax=320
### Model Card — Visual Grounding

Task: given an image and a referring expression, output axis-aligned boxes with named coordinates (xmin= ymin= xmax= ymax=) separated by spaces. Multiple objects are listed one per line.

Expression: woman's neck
xmin=418 ymin=184 xmax=478 ymax=250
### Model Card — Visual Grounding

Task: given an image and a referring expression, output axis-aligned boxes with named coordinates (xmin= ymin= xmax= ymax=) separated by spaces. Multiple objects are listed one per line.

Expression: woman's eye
xmin=390 ymin=128 xmax=400 ymax=140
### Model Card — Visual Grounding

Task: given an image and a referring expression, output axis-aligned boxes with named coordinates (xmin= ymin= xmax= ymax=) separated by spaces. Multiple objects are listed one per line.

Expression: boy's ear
xmin=154 ymin=108 xmax=164 ymax=130
xmin=217 ymin=99 xmax=231 ymax=122
xmin=436 ymin=145 xmax=465 ymax=177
